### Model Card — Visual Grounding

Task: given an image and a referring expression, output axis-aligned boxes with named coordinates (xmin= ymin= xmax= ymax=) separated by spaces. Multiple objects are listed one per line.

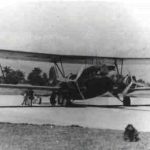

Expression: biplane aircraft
xmin=0 ymin=49 xmax=149 ymax=106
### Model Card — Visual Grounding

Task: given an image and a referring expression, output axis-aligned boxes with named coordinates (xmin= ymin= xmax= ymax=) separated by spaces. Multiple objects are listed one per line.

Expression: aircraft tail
xmin=49 ymin=66 xmax=59 ymax=86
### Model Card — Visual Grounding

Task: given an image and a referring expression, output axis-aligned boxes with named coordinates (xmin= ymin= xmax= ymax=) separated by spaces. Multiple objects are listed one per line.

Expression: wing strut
xmin=121 ymin=59 xmax=123 ymax=75
xmin=60 ymin=58 xmax=66 ymax=78
xmin=0 ymin=64 xmax=5 ymax=81
xmin=54 ymin=62 xmax=65 ymax=78
xmin=54 ymin=58 xmax=66 ymax=79
xmin=114 ymin=59 xmax=119 ymax=75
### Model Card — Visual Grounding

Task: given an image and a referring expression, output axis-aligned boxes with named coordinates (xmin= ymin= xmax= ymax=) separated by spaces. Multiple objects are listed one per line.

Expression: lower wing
xmin=0 ymin=84 xmax=60 ymax=96
xmin=127 ymin=87 xmax=150 ymax=98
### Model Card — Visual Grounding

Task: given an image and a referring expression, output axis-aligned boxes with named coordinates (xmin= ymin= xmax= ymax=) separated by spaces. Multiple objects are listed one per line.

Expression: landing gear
xmin=50 ymin=92 xmax=72 ymax=107
xmin=58 ymin=94 xmax=72 ymax=107
xmin=62 ymin=98 xmax=72 ymax=107
xmin=123 ymin=96 xmax=131 ymax=106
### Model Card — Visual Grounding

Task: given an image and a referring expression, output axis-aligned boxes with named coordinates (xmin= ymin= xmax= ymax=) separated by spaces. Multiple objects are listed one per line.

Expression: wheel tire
xmin=123 ymin=96 xmax=131 ymax=106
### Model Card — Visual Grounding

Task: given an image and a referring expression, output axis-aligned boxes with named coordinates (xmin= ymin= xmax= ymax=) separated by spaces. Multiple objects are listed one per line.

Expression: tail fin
xmin=49 ymin=66 xmax=59 ymax=86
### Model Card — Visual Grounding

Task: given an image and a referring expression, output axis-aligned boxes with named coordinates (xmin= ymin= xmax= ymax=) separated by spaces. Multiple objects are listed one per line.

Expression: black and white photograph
xmin=0 ymin=0 xmax=149 ymax=149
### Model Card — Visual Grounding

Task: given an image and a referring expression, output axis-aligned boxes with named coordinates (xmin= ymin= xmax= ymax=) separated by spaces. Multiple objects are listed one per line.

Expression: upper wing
xmin=0 ymin=49 xmax=150 ymax=64
xmin=0 ymin=49 xmax=103 ymax=64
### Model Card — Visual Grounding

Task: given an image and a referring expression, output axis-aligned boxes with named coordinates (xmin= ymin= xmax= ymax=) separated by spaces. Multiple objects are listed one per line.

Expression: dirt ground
xmin=0 ymin=123 xmax=149 ymax=150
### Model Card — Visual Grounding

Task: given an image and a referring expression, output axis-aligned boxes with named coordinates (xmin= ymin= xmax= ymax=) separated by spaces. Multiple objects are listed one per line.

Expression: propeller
xmin=122 ymin=80 xmax=133 ymax=96
xmin=122 ymin=74 xmax=139 ymax=96
xmin=49 ymin=66 xmax=59 ymax=86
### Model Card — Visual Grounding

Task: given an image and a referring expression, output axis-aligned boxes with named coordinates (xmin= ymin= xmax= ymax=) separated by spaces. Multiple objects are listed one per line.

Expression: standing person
xmin=22 ymin=90 xmax=28 ymax=106
xmin=38 ymin=96 xmax=42 ymax=104
xmin=28 ymin=89 xmax=34 ymax=106
xmin=50 ymin=92 xmax=56 ymax=106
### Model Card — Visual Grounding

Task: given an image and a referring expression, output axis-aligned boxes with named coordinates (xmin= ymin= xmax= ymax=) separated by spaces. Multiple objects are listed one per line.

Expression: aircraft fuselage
xmin=59 ymin=76 xmax=114 ymax=100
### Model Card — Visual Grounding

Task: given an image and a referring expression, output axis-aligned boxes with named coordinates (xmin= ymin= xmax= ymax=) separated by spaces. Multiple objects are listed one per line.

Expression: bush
xmin=3 ymin=66 xmax=25 ymax=84
xmin=27 ymin=67 xmax=49 ymax=86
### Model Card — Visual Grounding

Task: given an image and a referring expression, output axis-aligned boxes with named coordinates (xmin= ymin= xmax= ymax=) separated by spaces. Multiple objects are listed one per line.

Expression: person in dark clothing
xmin=123 ymin=124 xmax=140 ymax=142
xmin=28 ymin=89 xmax=34 ymax=106
xmin=50 ymin=92 xmax=57 ymax=106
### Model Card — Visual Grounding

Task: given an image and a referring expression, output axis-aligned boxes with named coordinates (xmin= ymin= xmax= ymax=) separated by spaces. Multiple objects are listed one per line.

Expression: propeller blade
xmin=49 ymin=66 xmax=59 ymax=86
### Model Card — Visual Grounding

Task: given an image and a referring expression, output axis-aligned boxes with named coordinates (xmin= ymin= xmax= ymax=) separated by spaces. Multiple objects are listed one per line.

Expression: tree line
xmin=1 ymin=66 xmax=150 ymax=86
xmin=0 ymin=66 xmax=49 ymax=85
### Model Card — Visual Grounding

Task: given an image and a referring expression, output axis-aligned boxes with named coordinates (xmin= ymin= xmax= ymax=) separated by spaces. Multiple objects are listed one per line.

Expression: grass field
xmin=0 ymin=123 xmax=149 ymax=150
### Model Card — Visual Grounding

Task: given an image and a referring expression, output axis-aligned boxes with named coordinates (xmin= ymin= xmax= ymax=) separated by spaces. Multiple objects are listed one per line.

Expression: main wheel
xmin=123 ymin=96 xmax=131 ymax=106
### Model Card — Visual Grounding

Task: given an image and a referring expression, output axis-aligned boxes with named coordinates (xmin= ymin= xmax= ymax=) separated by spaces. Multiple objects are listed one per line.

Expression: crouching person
xmin=123 ymin=124 xmax=140 ymax=142
xmin=33 ymin=95 xmax=42 ymax=104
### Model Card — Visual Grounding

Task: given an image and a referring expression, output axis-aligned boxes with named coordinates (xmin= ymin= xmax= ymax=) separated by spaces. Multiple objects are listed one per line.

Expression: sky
xmin=0 ymin=0 xmax=150 ymax=80
xmin=0 ymin=0 xmax=150 ymax=57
